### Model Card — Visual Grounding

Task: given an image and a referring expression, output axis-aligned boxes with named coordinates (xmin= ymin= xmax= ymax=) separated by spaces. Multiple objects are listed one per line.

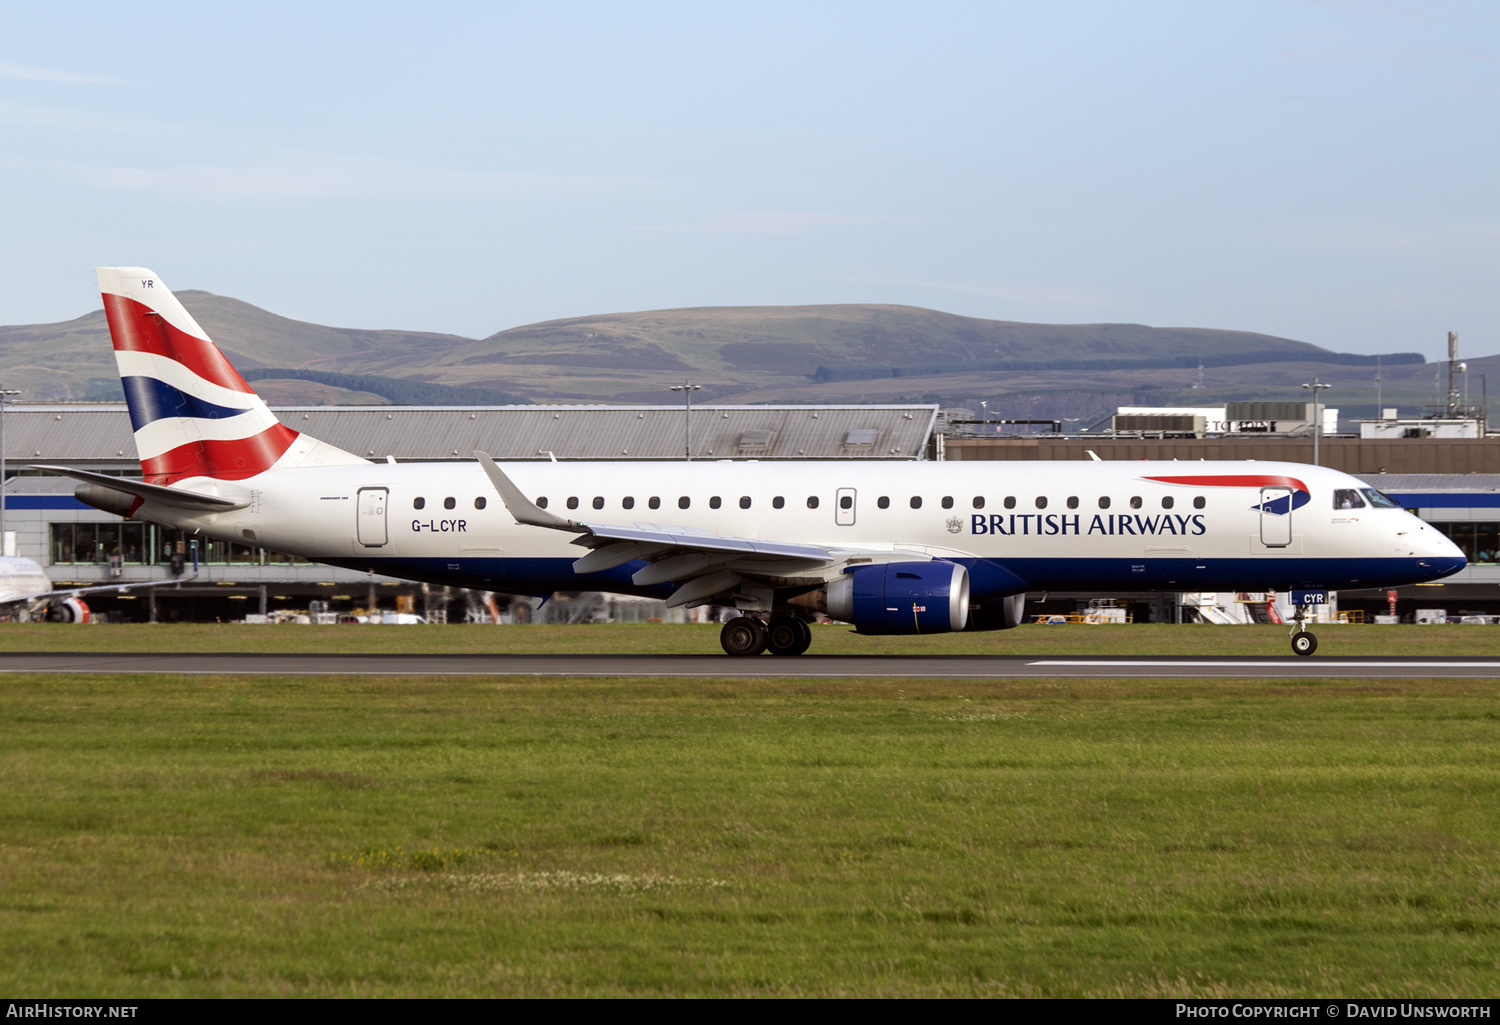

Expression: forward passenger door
xmin=1259 ymin=486 xmax=1292 ymax=548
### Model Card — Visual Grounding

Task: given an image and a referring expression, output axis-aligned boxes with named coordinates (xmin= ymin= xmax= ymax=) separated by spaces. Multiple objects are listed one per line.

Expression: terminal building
xmin=5 ymin=401 xmax=1500 ymax=623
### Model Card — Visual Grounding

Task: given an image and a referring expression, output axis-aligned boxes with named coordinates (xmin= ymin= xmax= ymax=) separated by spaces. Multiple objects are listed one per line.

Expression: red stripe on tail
xmin=141 ymin=425 xmax=300 ymax=485
xmin=102 ymin=293 xmax=256 ymax=394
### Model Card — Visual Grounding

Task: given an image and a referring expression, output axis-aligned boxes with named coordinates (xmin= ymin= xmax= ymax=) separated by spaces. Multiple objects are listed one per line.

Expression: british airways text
xmin=971 ymin=513 xmax=1207 ymax=536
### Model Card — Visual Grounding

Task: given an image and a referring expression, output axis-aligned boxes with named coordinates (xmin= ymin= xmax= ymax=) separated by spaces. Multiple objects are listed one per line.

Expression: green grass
xmin=8 ymin=618 xmax=1500 ymax=657
xmin=2 ymin=620 xmax=1500 ymax=656
xmin=2 ymin=672 xmax=1498 ymax=996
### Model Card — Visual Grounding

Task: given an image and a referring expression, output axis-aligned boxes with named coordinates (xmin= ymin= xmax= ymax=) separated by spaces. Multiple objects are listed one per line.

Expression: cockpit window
xmin=1361 ymin=488 xmax=1401 ymax=509
xmin=1333 ymin=489 xmax=1366 ymax=510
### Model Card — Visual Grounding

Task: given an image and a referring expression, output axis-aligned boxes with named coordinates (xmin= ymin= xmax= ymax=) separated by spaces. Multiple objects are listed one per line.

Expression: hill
xmin=0 ymin=291 xmax=1444 ymax=422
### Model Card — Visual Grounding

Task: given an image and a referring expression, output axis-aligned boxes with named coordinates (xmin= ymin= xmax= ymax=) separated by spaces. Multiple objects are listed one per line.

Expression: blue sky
xmin=2 ymin=1 xmax=1497 ymax=358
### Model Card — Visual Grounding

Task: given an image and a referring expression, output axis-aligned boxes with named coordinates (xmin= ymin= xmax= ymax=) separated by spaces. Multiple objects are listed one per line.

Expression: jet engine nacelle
xmin=45 ymin=597 xmax=90 ymax=623
xmin=826 ymin=561 xmax=969 ymax=634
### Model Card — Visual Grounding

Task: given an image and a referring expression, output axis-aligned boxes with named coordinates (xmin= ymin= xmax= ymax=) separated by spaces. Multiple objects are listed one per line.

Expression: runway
xmin=4 ymin=651 xmax=1500 ymax=678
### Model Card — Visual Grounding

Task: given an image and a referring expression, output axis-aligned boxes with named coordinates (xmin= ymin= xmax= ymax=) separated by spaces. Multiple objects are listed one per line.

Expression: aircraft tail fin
xmin=96 ymin=267 xmax=366 ymax=484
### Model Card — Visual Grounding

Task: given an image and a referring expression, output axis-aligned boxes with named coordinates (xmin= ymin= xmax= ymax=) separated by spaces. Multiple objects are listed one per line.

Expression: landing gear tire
xmin=767 ymin=616 xmax=812 ymax=656
xmin=1291 ymin=631 xmax=1318 ymax=657
xmin=721 ymin=616 xmax=769 ymax=656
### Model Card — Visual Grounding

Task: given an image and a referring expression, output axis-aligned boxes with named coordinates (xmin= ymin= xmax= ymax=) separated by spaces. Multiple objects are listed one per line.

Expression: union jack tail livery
xmin=97 ymin=268 xmax=365 ymax=484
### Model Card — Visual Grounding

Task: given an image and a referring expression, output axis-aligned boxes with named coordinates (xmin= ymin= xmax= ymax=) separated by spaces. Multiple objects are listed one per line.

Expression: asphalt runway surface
xmin=3 ymin=652 xmax=1500 ymax=678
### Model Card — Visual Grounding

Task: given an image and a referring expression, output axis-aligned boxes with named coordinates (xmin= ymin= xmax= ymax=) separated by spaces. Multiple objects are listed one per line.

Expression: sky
xmin=2 ymin=1 xmax=1497 ymax=359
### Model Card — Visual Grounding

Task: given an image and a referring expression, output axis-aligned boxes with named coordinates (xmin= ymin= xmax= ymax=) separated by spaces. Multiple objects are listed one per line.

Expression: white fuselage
xmin=133 ymin=458 xmax=1465 ymax=601
xmin=0 ymin=557 xmax=54 ymax=607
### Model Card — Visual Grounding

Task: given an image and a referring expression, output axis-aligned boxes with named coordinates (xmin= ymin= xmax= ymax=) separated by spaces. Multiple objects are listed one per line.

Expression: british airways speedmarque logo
xmin=966 ymin=474 xmax=1313 ymax=536
xmin=1143 ymin=474 xmax=1311 ymax=515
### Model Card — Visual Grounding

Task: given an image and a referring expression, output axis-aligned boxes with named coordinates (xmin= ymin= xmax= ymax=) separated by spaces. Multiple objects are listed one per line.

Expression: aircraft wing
xmin=15 ymin=579 xmax=167 ymax=605
xmin=476 ymin=451 xmax=928 ymax=607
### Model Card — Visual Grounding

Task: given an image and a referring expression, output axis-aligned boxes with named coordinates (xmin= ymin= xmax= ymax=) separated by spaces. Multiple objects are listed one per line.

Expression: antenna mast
xmin=1447 ymin=331 xmax=1461 ymax=418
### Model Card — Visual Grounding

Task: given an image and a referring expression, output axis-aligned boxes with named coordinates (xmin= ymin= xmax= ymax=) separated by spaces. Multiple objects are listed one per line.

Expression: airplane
xmin=35 ymin=267 xmax=1467 ymax=656
xmin=0 ymin=554 xmax=159 ymax=622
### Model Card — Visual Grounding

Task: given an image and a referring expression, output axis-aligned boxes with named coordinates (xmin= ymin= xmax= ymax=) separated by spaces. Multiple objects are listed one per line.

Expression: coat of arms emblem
xmin=945 ymin=516 xmax=963 ymax=534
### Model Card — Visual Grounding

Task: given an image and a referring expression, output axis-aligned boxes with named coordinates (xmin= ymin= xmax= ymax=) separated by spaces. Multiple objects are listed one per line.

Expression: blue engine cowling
xmin=825 ymin=561 xmax=970 ymax=634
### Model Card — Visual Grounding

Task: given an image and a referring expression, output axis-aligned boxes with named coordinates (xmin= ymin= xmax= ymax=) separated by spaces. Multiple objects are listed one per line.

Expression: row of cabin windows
xmin=411 ymin=490 xmax=1393 ymax=514
xmin=523 ymin=494 xmax=1211 ymax=511
xmin=413 ymin=497 xmax=487 ymax=510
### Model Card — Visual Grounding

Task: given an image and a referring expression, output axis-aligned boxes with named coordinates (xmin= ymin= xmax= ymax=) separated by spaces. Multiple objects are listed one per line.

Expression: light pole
xmin=669 ymin=381 xmax=702 ymax=461
xmin=0 ymin=389 xmax=19 ymax=557
xmin=1302 ymin=378 xmax=1331 ymax=467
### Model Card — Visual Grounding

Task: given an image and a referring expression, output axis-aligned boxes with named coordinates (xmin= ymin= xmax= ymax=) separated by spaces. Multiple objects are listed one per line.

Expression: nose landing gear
xmin=1289 ymin=602 xmax=1318 ymax=656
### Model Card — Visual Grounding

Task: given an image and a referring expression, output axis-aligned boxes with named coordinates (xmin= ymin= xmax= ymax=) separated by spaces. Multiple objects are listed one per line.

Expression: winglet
xmin=473 ymin=451 xmax=583 ymax=531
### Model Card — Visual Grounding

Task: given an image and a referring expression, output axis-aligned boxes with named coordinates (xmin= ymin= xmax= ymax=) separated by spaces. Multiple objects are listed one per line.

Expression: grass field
xmin=3 ymin=620 xmax=1500 ymax=656
xmin=2 ymin=669 xmax=1498 ymax=997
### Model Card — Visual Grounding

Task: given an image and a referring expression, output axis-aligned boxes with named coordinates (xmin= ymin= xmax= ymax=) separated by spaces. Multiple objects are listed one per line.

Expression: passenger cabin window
xmin=1334 ymin=489 xmax=1366 ymax=510
xmin=973 ymin=496 xmax=985 ymax=509
xmin=1098 ymin=497 xmax=1111 ymax=509
xmin=622 ymin=496 xmax=635 ymax=510
xmin=592 ymin=496 xmax=604 ymax=510
xmin=739 ymin=496 xmax=751 ymax=509
xmin=474 ymin=497 xmax=486 ymax=510
xmin=910 ymin=496 xmax=922 ymax=509
xmin=1129 ymin=496 xmax=1142 ymax=509
xmin=807 ymin=496 xmax=820 ymax=509
xmin=941 ymin=496 xmax=954 ymax=509
xmin=1035 ymin=496 xmax=1048 ymax=510
xmin=709 ymin=496 xmax=722 ymax=509
xmin=773 ymin=496 xmax=785 ymax=509
xmin=1004 ymin=496 xmax=1016 ymax=510
xmin=536 ymin=497 xmax=549 ymax=509
xmin=566 ymin=497 xmax=579 ymax=510
xmin=1066 ymin=496 xmax=1078 ymax=509
xmin=877 ymin=496 xmax=890 ymax=509
xmin=413 ymin=497 xmax=426 ymax=510
xmin=648 ymin=496 xmax=661 ymax=510
xmin=840 ymin=495 xmax=853 ymax=510
xmin=444 ymin=497 xmax=456 ymax=510
xmin=678 ymin=496 xmax=691 ymax=509
xmin=1193 ymin=496 xmax=1205 ymax=509
xmin=1162 ymin=496 xmax=1174 ymax=510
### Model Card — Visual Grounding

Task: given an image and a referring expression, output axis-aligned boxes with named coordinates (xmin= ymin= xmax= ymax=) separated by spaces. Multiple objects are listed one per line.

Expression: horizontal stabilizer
xmin=31 ymin=465 xmax=247 ymax=512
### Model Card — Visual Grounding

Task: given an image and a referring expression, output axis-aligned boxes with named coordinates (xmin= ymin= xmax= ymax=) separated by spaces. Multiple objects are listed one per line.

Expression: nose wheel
xmin=1291 ymin=630 xmax=1318 ymax=656
xmin=1289 ymin=601 xmax=1318 ymax=656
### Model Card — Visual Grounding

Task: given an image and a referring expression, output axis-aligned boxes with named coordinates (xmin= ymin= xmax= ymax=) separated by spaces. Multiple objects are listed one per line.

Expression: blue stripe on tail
xmin=121 ymin=376 xmax=252 ymax=432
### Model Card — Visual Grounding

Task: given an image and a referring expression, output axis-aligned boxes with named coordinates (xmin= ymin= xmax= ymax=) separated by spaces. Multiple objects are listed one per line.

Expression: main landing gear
xmin=720 ymin=615 xmax=813 ymax=656
xmin=1289 ymin=603 xmax=1318 ymax=657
